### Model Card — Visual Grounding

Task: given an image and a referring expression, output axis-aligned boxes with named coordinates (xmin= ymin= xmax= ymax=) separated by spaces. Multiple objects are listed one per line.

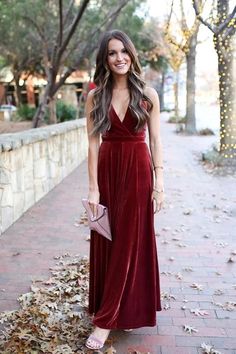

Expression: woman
xmin=85 ymin=30 xmax=164 ymax=350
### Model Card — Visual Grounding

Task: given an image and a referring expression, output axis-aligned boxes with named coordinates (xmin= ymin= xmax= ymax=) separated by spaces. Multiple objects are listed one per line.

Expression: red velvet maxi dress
xmin=88 ymin=103 xmax=162 ymax=329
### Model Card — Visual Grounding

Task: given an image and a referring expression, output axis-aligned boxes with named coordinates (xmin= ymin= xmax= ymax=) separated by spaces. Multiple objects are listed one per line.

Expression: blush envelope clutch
xmin=82 ymin=198 xmax=112 ymax=241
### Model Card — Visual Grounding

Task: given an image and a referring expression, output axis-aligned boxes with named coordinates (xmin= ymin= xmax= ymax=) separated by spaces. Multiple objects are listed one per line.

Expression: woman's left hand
xmin=152 ymin=189 xmax=164 ymax=213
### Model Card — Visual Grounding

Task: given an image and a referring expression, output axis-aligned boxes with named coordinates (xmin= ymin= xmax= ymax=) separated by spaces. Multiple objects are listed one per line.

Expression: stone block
xmin=33 ymin=142 xmax=40 ymax=160
xmin=39 ymin=141 xmax=47 ymax=158
xmin=12 ymin=169 xmax=24 ymax=192
xmin=49 ymin=161 xmax=60 ymax=180
xmin=1 ymin=185 xmax=13 ymax=207
xmin=13 ymin=192 xmax=25 ymax=220
xmin=22 ymin=145 xmax=33 ymax=171
xmin=33 ymin=158 xmax=47 ymax=179
xmin=34 ymin=179 xmax=49 ymax=202
xmin=1 ymin=206 xmax=13 ymax=232
xmin=24 ymin=169 xmax=34 ymax=189
xmin=0 ymin=168 xmax=11 ymax=184
xmin=24 ymin=189 xmax=35 ymax=212
xmin=10 ymin=149 xmax=23 ymax=171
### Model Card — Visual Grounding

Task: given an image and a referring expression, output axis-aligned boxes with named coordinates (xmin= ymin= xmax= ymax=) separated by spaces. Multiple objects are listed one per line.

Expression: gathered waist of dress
xmin=102 ymin=135 xmax=145 ymax=142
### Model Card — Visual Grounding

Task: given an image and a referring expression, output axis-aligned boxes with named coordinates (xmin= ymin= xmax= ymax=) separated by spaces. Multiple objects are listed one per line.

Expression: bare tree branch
xmin=217 ymin=6 xmax=236 ymax=33
xmin=22 ymin=15 xmax=47 ymax=42
xmin=166 ymin=0 xmax=174 ymax=30
xmin=59 ymin=0 xmax=63 ymax=47
xmin=58 ymin=0 xmax=90 ymax=59
xmin=193 ymin=0 xmax=236 ymax=35
xmin=180 ymin=0 xmax=188 ymax=32
xmin=22 ymin=14 xmax=50 ymax=64
xmin=53 ymin=0 xmax=130 ymax=92
xmin=222 ymin=19 xmax=236 ymax=40
xmin=192 ymin=0 xmax=216 ymax=33
xmin=63 ymin=0 xmax=75 ymax=27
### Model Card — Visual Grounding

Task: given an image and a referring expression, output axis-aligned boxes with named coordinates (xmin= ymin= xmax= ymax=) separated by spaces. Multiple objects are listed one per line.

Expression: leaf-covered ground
xmin=0 ymin=254 xmax=92 ymax=353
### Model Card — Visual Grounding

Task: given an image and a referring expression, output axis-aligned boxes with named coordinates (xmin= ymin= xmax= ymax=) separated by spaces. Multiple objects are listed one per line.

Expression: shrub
xmin=17 ymin=104 xmax=37 ymax=121
xmin=198 ymin=128 xmax=215 ymax=136
xmin=168 ymin=115 xmax=186 ymax=124
xmin=16 ymin=101 xmax=77 ymax=123
xmin=56 ymin=101 xmax=77 ymax=122
xmin=202 ymin=144 xmax=224 ymax=166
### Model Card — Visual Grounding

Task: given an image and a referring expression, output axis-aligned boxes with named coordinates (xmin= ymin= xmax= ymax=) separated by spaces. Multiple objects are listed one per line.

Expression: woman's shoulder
xmin=87 ymin=88 xmax=96 ymax=101
xmin=144 ymin=86 xmax=159 ymax=102
xmin=86 ymin=88 xmax=96 ymax=111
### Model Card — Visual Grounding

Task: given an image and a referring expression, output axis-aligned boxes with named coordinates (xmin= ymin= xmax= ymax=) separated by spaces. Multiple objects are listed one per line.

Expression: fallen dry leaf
xmin=214 ymin=241 xmax=228 ymax=248
xmin=128 ymin=351 xmax=151 ymax=354
xmin=172 ymin=237 xmax=182 ymax=241
xmin=214 ymin=289 xmax=224 ymax=296
xmin=12 ymin=252 xmax=21 ymax=256
xmin=183 ymin=324 xmax=198 ymax=334
xmin=162 ymin=226 xmax=171 ymax=231
xmin=182 ymin=267 xmax=193 ymax=272
xmin=201 ymin=342 xmax=222 ymax=354
xmin=78 ymin=211 xmax=88 ymax=226
xmin=190 ymin=283 xmax=203 ymax=291
xmin=163 ymin=303 xmax=170 ymax=310
xmin=175 ymin=272 xmax=183 ymax=280
xmin=105 ymin=345 xmax=117 ymax=354
xmin=177 ymin=242 xmax=187 ymax=248
xmin=161 ymin=291 xmax=176 ymax=301
xmin=190 ymin=308 xmax=209 ymax=317
xmin=212 ymin=301 xmax=236 ymax=311
xmin=161 ymin=271 xmax=174 ymax=276
xmin=183 ymin=209 xmax=193 ymax=215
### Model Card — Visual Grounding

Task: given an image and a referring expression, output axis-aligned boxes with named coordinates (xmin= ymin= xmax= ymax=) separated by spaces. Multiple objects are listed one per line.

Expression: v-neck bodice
xmin=110 ymin=103 xmax=129 ymax=124
xmin=101 ymin=104 xmax=147 ymax=142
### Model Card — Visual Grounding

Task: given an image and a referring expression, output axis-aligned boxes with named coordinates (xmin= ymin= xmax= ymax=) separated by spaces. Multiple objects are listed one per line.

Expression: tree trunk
xmin=33 ymin=68 xmax=56 ymax=127
xmin=48 ymin=98 xmax=57 ymax=124
xmin=174 ymin=70 xmax=179 ymax=118
xmin=185 ymin=31 xmax=198 ymax=134
xmin=32 ymin=86 xmax=50 ymax=128
xmin=215 ymin=0 xmax=236 ymax=158
xmin=215 ymin=34 xmax=236 ymax=157
xmin=159 ymin=71 xmax=165 ymax=112
xmin=13 ymin=73 xmax=22 ymax=106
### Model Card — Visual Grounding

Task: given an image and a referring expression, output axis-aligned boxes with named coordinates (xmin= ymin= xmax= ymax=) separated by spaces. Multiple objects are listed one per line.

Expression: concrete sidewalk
xmin=1 ymin=113 xmax=236 ymax=354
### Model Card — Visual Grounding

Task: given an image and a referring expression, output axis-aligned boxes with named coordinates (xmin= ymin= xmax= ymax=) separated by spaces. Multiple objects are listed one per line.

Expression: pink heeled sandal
xmin=85 ymin=334 xmax=105 ymax=349
xmin=85 ymin=330 xmax=110 ymax=350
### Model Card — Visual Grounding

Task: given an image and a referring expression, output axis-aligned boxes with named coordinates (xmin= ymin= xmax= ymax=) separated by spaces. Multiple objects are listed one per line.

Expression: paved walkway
xmin=1 ymin=113 xmax=236 ymax=354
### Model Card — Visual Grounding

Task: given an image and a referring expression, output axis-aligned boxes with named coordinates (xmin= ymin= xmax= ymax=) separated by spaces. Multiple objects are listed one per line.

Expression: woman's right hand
xmin=88 ymin=189 xmax=100 ymax=218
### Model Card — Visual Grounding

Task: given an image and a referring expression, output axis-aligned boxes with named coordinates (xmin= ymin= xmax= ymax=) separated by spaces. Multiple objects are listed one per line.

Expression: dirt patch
xmin=0 ymin=121 xmax=34 ymax=134
xmin=0 ymin=121 xmax=48 ymax=134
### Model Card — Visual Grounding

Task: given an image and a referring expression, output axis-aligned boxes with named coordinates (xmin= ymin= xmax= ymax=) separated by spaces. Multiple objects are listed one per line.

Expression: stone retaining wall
xmin=0 ymin=119 xmax=88 ymax=234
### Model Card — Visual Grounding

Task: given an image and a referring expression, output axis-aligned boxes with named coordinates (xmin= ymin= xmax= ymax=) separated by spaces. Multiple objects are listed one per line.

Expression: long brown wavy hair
xmin=90 ymin=30 xmax=153 ymax=135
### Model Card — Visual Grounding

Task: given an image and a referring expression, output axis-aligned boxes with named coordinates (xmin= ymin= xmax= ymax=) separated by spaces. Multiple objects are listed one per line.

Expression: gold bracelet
xmin=153 ymin=165 xmax=164 ymax=170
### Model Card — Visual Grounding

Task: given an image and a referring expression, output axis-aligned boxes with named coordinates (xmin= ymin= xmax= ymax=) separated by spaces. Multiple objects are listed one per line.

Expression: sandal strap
xmin=87 ymin=334 xmax=104 ymax=346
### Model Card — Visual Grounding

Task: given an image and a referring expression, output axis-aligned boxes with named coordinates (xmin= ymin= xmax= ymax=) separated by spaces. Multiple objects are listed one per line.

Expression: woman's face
xmin=107 ymin=38 xmax=131 ymax=76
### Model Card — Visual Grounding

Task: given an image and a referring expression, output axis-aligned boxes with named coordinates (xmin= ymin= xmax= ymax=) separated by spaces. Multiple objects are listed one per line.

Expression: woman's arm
xmin=85 ymin=89 xmax=100 ymax=216
xmin=145 ymin=87 xmax=164 ymax=213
